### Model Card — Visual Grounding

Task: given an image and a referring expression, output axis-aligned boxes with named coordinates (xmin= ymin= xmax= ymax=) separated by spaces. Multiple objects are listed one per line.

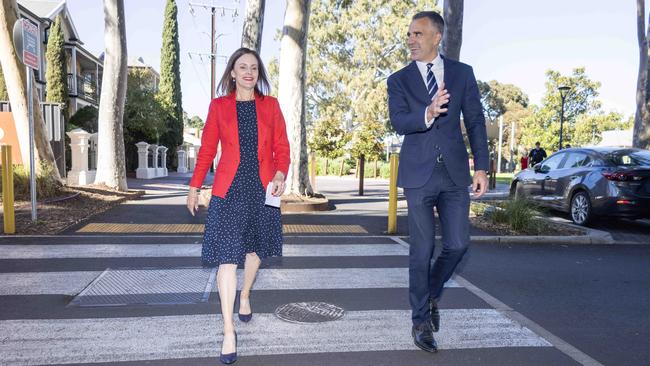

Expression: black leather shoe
xmin=219 ymin=332 xmax=237 ymax=364
xmin=429 ymin=298 xmax=440 ymax=332
xmin=412 ymin=322 xmax=438 ymax=353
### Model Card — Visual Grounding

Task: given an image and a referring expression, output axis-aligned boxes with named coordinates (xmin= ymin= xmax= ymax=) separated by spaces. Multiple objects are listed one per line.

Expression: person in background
xmin=528 ymin=142 xmax=547 ymax=166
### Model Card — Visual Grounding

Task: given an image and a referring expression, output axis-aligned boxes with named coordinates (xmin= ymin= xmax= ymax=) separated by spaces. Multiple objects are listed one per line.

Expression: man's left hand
xmin=472 ymin=170 xmax=488 ymax=198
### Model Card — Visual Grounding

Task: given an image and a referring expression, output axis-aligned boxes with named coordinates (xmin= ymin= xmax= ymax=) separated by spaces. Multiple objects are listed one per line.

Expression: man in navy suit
xmin=387 ymin=11 xmax=489 ymax=353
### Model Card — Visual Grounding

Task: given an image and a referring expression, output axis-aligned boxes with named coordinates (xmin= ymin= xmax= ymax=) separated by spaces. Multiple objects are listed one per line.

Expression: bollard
xmin=358 ymin=154 xmax=365 ymax=196
xmin=387 ymin=153 xmax=399 ymax=234
xmin=1 ymin=145 xmax=15 ymax=234
xmin=309 ymin=151 xmax=317 ymax=192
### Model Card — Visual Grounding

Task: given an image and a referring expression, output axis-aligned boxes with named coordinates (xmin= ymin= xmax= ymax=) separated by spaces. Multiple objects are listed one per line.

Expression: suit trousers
xmin=404 ymin=159 xmax=470 ymax=326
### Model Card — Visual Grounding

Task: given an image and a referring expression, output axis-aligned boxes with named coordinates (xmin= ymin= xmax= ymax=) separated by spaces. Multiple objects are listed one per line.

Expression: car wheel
xmin=570 ymin=191 xmax=592 ymax=225
xmin=512 ymin=181 xmax=523 ymax=200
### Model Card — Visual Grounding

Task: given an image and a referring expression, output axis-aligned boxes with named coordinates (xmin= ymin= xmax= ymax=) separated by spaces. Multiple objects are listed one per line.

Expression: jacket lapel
xmin=405 ymin=61 xmax=431 ymax=105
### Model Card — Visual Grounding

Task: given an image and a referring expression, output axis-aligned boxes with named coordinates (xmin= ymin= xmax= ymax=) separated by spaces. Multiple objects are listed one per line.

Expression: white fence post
xmin=177 ymin=149 xmax=188 ymax=173
xmin=136 ymin=141 xmax=155 ymax=179
xmin=159 ymin=146 xmax=168 ymax=177
xmin=66 ymin=128 xmax=96 ymax=185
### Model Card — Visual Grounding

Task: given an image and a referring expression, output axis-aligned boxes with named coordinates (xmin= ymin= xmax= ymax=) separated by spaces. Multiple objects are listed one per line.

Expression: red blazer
xmin=189 ymin=93 xmax=290 ymax=198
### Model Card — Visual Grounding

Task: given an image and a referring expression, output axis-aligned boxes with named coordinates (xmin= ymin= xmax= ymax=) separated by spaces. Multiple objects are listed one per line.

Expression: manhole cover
xmin=275 ymin=302 xmax=345 ymax=323
xmin=68 ymin=267 xmax=217 ymax=307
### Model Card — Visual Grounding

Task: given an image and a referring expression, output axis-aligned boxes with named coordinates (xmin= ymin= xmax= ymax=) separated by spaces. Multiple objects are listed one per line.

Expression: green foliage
xmin=184 ymin=114 xmax=204 ymax=129
xmin=490 ymin=199 xmax=536 ymax=232
xmin=308 ymin=118 xmax=349 ymax=159
xmin=307 ymin=0 xmax=437 ymax=158
xmin=11 ymin=162 xmax=62 ymax=200
xmin=158 ymin=0 xmax=183 ymax=167
xmin=124 ymin=69 xmax=169 ymax=171
xmin=44 ymin=16 xmax=68 ymax=111
xmin=0 ymin=65 xmax=8 ymax=100
xmin=572 ymin=112 xmax=633 ymax=146
xmin=478 ymin=80 xmax=529 ymax=122
xmin=517 ymin=67 xmax=625 ymax=153
xmin=68 ymin=105 xmax=98 ymax=132
xmin=351 ymin=119 xmax=385 ymax=159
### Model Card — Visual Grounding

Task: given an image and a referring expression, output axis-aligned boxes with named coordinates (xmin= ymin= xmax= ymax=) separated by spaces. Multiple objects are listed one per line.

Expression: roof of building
xmin=17 ymin=0 xmax=81 ymax=42
xmin=18 ymin=0 xmax=64 ymax=19
xmin=128 ymin=57 xmax=160 ymax=76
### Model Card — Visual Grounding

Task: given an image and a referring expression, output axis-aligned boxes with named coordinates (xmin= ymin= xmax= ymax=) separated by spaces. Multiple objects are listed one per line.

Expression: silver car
xmin=511 ymin=147 xmax=650 ymax=225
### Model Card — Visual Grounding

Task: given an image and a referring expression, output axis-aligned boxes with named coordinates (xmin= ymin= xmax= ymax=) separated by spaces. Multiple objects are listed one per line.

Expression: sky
xmin=64 ymin=0 xmax=643 ymax=121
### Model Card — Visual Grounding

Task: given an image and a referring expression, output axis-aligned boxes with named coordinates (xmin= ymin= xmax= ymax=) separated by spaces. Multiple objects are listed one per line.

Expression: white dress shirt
xmin=415 ymin=54 xmax=444 ymax=127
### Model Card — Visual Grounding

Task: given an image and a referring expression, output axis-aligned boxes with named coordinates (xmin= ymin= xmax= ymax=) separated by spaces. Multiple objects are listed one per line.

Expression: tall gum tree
xmin=278 ymin=0 xmax=313 ymax=196
xmin=94 ymin=0 xmax=128 ymax=190
xmin=634 ymin=0 xmax=650 ymax=149
xmin=241 ymin=0 xmax=265 ymax=53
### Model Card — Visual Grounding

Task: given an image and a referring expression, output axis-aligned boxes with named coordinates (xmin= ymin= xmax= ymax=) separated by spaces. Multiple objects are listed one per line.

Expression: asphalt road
xmin=1 ymin=175 xmax=648 ymax=365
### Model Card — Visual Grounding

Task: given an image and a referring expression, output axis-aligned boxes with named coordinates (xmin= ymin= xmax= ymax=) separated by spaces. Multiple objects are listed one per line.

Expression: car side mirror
xmin=533 ymin=163 xmax=542 ymax=173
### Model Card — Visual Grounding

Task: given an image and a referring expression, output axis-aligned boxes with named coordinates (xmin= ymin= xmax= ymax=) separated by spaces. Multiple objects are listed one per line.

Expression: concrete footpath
xmin=0 ymin=173 xmax=610 ymax=365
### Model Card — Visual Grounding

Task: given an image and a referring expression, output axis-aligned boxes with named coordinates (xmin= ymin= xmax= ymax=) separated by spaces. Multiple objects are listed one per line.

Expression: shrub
xmin=489 ymin=198 xmax=543 ymax=232
xmin=10 ymin=163 xmax=62 ymax=201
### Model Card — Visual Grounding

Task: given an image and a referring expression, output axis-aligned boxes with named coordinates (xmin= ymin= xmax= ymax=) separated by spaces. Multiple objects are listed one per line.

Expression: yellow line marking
xmin=76 ymin=223 xmax=368 ymax=234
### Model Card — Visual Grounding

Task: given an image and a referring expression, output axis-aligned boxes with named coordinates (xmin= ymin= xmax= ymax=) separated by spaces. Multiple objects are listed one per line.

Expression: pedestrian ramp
xmin=0 ymin=236 xmax=573 ymax=366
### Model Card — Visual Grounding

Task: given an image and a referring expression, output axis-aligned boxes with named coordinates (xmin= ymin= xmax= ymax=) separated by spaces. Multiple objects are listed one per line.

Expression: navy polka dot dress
xmin=201 ymin=100 xmax=283 ymax=267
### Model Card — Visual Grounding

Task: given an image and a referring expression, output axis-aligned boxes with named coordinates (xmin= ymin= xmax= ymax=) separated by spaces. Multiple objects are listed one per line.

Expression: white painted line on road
xmin=0 ymin=244 xmax=407 ymax=259
xmin=454 ymin=276 xmax=605 ymax=366
xmin=0 ymin=271 xmax=102 ymax=295
xmin=0 ymin=309 xmax=550 ymax=365
xmin=0 ymin=268 xmax=459 ymax=296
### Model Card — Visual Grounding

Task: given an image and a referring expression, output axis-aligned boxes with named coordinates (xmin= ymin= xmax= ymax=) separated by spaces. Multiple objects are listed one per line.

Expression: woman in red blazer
xmin=186 ymin=48 xmax=290 ymax=365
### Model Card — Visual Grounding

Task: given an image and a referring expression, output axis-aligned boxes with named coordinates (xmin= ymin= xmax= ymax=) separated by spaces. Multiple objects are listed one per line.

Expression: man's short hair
xmin=412 ymin=11 xmax=445 ymax=35
xmin=535 ymin=142 xmax=541 ymax=146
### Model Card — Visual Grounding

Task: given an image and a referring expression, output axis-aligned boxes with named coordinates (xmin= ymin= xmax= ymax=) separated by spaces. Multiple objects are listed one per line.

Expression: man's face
xmin=535 ymin=144 xmax=540 ymax=149
xmin=407 ymin=18 xmax=442 ymax=62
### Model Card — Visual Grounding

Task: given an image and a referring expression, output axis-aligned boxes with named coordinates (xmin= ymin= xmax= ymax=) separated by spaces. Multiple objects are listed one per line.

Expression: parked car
xmin=510 ymin=147 xmax=650 ymax=225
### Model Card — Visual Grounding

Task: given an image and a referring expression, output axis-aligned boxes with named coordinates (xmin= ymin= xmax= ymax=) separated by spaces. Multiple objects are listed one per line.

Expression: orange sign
xmin=0 ymin=112 xmax=23 ymax=164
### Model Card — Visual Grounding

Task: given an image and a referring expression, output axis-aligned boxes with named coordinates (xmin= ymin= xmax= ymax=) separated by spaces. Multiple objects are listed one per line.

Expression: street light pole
xmin=558 ymin=86 xmax=570 ymax=151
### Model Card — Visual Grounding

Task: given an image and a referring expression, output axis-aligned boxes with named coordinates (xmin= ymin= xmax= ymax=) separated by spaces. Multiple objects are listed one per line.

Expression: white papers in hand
xmin=265 ymin=182 xmax=281 ymax=208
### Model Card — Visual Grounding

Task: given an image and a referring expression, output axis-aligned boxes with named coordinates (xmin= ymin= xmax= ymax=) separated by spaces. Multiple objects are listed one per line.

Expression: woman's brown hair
xmin=216 ymin=47 xmax=270 ymax=97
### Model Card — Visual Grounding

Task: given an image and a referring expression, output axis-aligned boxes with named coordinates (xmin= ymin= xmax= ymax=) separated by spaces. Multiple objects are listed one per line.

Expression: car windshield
xmin=605 ymin=150 xmax=650 ymax=166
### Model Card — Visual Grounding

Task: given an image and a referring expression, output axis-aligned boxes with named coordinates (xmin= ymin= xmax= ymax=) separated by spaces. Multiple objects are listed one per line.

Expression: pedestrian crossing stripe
xmin=75 ymin=223 xmax=368 ymax=234
xmin=0 ymin=243 xmax=408 ymax=259
xmin=0 ymin=268 xmax=461 ymax=296
xmin=0 ymin=310 xmax=551 ymax=365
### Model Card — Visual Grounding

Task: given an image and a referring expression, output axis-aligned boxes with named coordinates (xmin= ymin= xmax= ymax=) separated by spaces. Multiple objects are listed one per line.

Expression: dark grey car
xmin=510 ymin=147 xmax=650 ymax=225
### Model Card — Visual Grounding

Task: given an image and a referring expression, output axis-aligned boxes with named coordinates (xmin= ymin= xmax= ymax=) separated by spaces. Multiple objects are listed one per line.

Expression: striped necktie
xmin=426 ymin=63 xmax=437 ymax=100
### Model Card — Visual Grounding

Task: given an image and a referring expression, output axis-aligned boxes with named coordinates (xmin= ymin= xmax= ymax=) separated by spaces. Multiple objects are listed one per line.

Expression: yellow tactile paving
xmin=76 ymin=223 xmax=368 ymax=234
xmin=281 ymin=225 xmax=368 ymax=234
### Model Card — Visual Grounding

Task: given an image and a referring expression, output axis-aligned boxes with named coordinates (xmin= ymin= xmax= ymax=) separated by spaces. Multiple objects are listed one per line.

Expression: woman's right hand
xmin=187 ymin=187 xmax=200 ymax=216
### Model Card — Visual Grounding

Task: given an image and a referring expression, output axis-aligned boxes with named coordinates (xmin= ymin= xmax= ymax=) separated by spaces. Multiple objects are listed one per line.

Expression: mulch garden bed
xmin=1 ymin=185 xmax=144 ymax=235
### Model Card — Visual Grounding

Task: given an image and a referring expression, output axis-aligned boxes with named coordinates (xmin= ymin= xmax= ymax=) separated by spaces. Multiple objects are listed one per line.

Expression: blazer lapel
xmin=441 ymin=54 xmax=456 ymax=95
xmin=405 ymin=61 xmax=431 ymax=105
xmin=254 ymin=93 xmax=265 ymax=160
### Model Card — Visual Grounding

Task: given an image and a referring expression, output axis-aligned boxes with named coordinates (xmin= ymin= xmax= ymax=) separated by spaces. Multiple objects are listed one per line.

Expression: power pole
xmin=210 ymin=7 xmax=216 ymax=99
xmin=188 ymin=1 xmax=239 ymax=98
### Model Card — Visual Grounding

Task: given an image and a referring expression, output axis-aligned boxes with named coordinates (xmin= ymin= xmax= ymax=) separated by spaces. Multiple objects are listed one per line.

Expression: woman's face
xmin=231 ymin=53 xmax=259 ymax=91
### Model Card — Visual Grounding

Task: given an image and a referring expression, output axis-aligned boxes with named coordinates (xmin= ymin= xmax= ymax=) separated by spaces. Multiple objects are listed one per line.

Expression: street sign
xmin=12 ymin=18 xmax=40 ymax=70
xmin=11 ymin=18 xmax=40 ymax=221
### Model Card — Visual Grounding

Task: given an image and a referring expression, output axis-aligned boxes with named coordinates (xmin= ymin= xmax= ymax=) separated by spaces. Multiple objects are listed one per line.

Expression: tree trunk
xmin=634 ymin=0 xmax=650 ymax=149
xmin=94 ymin=0 xmax=128 ymax=191
xmin=441 ymin=0 xmax=463 ymax=61
xmin=241 ymin=0 xmax=265 ymax=53
xmin=0 ymin=0 xmax=62 ymax=181
xmin=278 ymin=0 xmax=313 ymax=196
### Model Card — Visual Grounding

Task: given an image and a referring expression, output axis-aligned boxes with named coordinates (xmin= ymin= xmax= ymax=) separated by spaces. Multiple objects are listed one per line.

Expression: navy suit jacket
xmin=387 ymin=55 xmax=489 ymax=188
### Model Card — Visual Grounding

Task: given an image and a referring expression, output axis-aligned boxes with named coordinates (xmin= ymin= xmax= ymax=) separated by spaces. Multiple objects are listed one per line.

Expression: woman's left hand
xmin=272 ymin=171 xmax=286 ymax=196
